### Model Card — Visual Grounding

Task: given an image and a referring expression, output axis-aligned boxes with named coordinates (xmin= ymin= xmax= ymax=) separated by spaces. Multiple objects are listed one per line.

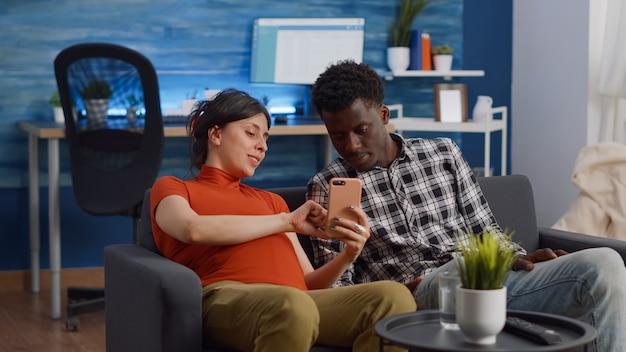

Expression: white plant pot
xmin=84 ymin=99 xmax=110 ymax=124
xmin=433 ymin=54 xmax=453 ymax=72
xmin=53 ymin=107 xmax=64 ymax=124
xmin=387 ymin=47 xmax=410 ymax=74
xmin=456 ymin=286 xmax=507 ymax=345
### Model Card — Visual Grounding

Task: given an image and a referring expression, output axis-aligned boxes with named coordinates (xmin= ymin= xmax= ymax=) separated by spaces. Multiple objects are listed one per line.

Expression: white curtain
xmin=598 ymin=0 xmax=626 ymax=143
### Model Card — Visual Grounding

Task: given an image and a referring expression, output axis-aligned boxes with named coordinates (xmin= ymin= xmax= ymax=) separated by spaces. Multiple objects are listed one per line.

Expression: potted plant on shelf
xmin=431 ymin=44 xmax=454 ymax=72
xmin=126 ymin=94 xmax=144 ymax=123
xmin=387 ymin=0 xmax=429 ymax=73
xmin=80 ymin=79 xmax=113 ymax=124
xmin=454 ymin=228 xmax=517 ymax=345
xmin=49 ymin=91 xmax=64 ymax=123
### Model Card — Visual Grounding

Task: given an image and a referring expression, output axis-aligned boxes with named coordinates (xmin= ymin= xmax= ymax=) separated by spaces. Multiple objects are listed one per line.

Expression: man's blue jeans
xmin=414 ymin=247 xmax=626 ymax=352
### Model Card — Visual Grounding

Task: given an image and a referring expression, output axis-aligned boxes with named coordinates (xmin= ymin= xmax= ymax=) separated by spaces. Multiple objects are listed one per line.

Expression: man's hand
xmin=512 ymin=248 xmax=568 ymax=271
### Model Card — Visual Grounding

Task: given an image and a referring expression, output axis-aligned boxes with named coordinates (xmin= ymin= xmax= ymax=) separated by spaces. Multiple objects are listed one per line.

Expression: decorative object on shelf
xmin=454 ymin=229 xmax=517 ymax=345
xmin=80 ymin=78 xmax=113 ymax=124
xmin=387 ymin=0 xmax=429 ymax=73
xmin=49 ymin=91 xmax=64 ymax=123
xmin=432 ymin=45 xmax=454 ymax=72
xmin=126 ymin=94 xmax=144 ymax=124
xmin=472 ymin=95 xmax=494 ymax=122
xmin=434 ymin=83 xmax=467 ymax=123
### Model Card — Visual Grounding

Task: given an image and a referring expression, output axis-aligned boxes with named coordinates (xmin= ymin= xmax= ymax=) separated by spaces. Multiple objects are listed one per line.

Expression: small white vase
xmin=472 ymin=95 xmax=493 ymax=122
xmin=387 ymin=47 xmax=410 ymax=73
xmin=456 ymin=286 xmax=507 ymax=345
xmin=433 ymin=54 xmax=453 ymax=72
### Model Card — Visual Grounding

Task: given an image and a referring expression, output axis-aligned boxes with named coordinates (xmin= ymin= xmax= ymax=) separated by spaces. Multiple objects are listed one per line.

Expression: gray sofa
xmin=104 ymin=174 xmax=626 ymax=352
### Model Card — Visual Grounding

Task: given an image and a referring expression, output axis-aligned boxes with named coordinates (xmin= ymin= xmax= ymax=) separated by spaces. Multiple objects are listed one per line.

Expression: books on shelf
xmin=409 ymin=30 xmax=422 ymax=70
xmin=421 ymin=33 xmax=431 ymax=70
xmin=409 ymin=30 xmax=432 ymax=71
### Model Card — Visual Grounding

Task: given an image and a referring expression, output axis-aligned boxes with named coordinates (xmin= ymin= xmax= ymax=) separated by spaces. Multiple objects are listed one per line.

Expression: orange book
xmin=421 ymin=33 xmax=432 ymax=71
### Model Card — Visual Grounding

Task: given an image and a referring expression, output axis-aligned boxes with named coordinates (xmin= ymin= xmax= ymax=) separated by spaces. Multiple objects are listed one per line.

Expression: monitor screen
xmin=250 ymin=18 xmax=365 ymax=85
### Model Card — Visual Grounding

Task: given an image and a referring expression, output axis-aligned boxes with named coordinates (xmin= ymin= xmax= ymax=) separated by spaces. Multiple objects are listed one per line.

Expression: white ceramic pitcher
xmin=472 ymin=96 xmax=493 ymax=122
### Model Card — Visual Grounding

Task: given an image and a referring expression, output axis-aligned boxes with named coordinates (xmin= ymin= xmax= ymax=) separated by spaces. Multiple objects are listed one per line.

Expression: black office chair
xmin=54 ymin=43 xmax=164 ymax=331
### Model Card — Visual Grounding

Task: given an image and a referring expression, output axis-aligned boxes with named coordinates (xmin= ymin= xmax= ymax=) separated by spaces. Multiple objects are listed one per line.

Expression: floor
xmin=0 ymin=289 xmax=105 ymax=352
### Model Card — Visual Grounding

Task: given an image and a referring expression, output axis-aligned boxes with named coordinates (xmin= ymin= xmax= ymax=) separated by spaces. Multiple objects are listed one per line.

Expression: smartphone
xmin=326 ymin=177 xmax=363 ymax=238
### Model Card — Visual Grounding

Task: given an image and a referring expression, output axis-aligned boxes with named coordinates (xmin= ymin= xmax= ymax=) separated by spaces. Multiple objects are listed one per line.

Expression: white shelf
xmin=391 ymin=118 xmax=505 ymax=133
xmin=387 ymin=105 xmax=508 ymax=176
xmin=381 ymin=70 xmax=485 ymax=81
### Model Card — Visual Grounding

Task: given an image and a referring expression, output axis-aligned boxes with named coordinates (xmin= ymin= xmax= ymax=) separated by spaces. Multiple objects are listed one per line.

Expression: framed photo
xmin=434 ymin=83 xmax=468 ymax=122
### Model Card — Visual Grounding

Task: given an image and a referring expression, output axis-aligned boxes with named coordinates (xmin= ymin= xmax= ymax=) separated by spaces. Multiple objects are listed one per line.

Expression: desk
xmin=376 ymin=310 xmax=596 ymax=352
xmin=389 ymin=105 xmax=508 ymax=176
xmin=18 ymin=119 xmax=394 ymax=319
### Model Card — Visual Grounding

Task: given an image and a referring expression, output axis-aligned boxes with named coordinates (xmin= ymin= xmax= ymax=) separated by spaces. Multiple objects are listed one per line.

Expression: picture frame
xmin=434 ymin=83 xmax=468 ymax=122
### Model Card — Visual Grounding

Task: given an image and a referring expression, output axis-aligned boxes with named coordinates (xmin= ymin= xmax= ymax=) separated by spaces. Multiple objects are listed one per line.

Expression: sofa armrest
xmin=538 ymin=226 xmax=626 ymax=264
xmin=104 ymin=244 xmax=203 ymax=352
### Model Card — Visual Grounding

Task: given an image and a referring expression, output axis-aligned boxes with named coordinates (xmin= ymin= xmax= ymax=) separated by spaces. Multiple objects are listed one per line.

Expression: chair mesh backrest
xmin=67 ymin=57 xmax=144 ymax=120
xmin=54 ymin=43 xmax=164 ymax=218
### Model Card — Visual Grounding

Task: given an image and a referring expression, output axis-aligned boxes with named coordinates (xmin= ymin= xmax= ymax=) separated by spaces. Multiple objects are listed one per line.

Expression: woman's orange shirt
xmin=150 ymin=166 xmax=307 ymax=290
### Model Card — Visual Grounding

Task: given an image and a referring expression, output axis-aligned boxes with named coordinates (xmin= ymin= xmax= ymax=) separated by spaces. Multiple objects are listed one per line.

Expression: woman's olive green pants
xmin=202 ymin=280 xmax=416 ymax=352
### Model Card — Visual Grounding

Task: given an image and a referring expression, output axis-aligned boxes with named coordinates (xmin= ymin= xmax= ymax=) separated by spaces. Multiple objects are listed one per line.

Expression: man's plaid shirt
xmin=306 ymin=134 xmax=525 ymax=286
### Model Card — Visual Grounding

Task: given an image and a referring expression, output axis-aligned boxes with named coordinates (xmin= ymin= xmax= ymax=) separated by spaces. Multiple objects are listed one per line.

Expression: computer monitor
xmin=250 ymin=18 xmax=365 ymax=85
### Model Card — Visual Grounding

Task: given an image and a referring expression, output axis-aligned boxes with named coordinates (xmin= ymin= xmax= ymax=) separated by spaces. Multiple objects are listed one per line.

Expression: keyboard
xmin=162 ymin=115 xmax=188 ymax=124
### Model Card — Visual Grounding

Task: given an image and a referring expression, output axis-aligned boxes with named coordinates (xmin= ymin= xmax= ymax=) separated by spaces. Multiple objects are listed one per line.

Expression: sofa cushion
xmin=138 ymin=188 xmax=160 ymax=253
xmin=477 ymin=174 xmax=539 ymax=252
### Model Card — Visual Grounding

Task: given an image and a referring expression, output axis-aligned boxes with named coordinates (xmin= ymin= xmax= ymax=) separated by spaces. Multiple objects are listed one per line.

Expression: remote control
xmin=504 ymin=316 xmax=563 ymax=345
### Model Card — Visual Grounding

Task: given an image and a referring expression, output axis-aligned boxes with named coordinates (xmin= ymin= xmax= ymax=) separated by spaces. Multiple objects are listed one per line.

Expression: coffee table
xmin=375 ymin=310 xmax=596 ymax=352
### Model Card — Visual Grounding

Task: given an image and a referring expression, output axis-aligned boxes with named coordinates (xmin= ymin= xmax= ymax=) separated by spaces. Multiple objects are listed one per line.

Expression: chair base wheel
xmin=66 ymin=316 xmax=80 ymax=331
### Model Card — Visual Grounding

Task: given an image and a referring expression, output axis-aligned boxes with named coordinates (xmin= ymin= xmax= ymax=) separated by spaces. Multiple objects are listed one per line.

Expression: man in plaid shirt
xmin=306 ymin=60 xmax=625 ymax=352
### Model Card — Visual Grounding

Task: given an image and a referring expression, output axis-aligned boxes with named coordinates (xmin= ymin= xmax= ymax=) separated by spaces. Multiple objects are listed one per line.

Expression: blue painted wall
xmin=0 ymin=0 xmax=512 ymax=271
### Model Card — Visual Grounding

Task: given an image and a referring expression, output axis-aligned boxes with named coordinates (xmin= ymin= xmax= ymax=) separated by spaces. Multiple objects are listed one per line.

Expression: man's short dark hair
xmin=311 ymin=60 xmax=385 ymax=116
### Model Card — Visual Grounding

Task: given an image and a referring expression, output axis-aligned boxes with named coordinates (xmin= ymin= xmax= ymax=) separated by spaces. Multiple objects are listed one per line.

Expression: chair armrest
xmin=538 ymin=226 xmax=626 ymax=264
xmin=104 ymin=244 xmax=203 ymax=352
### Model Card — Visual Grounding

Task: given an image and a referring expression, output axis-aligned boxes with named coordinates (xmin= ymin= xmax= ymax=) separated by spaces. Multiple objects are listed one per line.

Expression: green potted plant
xmin=80 ymin=79 xmax=113 ymax=99
xmin=387 ymin=0 xmax=429 ymax=72
xmin=454 ymin=229 xmax=517 ymax=345
xmin=48 ymin=91 xmax=62 ymax=107
xmin=431 ymin=45 xmax=454 ymax=56
xmin=80 ymin=79 xmax=113 ymax=124
xmin=431 ymin=44 xmax=454 ymax=71
xmin=49 ymin=91 xmax=64 ymax=123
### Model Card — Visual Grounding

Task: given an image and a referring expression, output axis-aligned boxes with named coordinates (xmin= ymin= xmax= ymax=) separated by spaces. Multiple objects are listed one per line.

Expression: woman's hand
xmin=298 ymin=204 xmax=371 ymax=289
xmin=328 ymin=205 xmax=371 ymax=262
xmin=289 ymin=200 xmax=329 ymax=239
